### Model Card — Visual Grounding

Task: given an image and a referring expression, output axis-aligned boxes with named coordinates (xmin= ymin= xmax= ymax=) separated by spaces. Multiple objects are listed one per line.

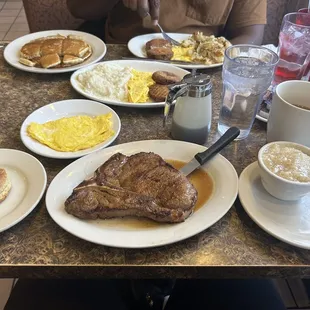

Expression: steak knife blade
xmin=180 ymin=127 xmax=240 ymax=176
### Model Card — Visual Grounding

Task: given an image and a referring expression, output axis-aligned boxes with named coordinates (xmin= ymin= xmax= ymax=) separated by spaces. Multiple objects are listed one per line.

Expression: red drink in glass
xmin=297 ymin=8 xmax=310 ymax=25
xmin=273 ymin=13 xmax=310 ymax=86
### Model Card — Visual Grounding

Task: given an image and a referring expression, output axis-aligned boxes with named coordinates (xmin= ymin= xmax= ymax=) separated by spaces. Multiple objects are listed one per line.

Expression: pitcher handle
xmin=163 ymin=83 xmax=188 ymax=127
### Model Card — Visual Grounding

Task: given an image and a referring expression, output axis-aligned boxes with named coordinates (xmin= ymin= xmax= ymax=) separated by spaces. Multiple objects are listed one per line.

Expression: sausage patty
xmin=152 ymin=71 xmax=182 ymax=85
xmin=149 ymin=84 xmax=170 ymax=102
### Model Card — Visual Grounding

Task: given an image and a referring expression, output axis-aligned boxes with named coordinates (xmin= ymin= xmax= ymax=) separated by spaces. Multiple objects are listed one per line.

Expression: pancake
xmin=18 ymin=35 xmax=93 ymax=68
xmin=20 ymin=42 xmax=41 ymax=59
xmin=62 ymin=38 xmax=89 ymax=58
xmin=41 ymin=38 xmax=63 ymax=56
xmin=40 ymin=53 xmax=61 ymax=68
xmin=63 ymin=55 xmax=84 ymax=66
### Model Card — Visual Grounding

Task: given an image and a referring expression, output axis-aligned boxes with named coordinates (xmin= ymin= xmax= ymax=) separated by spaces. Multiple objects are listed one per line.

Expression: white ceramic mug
xmin=267 ymin=80 xmax=310 ymax=147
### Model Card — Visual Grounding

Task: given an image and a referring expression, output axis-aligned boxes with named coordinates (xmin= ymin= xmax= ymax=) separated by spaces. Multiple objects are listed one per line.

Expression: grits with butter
xmin=262 ymin=144 xmax=310 ymax=183
xmin=76 ymin=63 xmax=155 ymax=103
xmin=27 ymin=114 xmax=114 ymax=152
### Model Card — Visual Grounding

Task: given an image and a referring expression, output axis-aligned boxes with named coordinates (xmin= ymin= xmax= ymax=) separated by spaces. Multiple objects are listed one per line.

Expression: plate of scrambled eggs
xmin=20 ymin=99 xmax=121 ymax=159
xmin=70 ymin=60 xmax=189 ymax=108
xmin=128 ymin=32 xmax=231 ymax=69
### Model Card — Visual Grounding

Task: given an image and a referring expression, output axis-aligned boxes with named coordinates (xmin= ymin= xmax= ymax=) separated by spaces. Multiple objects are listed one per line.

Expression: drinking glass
xmin=273 ymin=12 xmax=310 ymax=85
xmin=297 ymin=9 xmax=310 ymax=80
xmin=218 ymin=45 xmax=279 ymax=140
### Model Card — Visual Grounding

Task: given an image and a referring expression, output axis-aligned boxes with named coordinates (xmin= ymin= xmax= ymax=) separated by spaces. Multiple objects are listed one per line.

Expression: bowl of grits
xmin=258 ymin=141 xmax=310 ymax=200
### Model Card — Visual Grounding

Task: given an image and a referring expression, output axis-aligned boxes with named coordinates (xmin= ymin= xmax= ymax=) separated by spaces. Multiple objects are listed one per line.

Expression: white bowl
xmin=258 ymin=141 xmax=310 ymax=201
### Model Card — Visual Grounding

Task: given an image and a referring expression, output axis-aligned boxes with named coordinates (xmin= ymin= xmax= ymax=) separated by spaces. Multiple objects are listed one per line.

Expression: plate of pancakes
xmin=4 ymin=30 xmax=107 ymax=74
xmin=128 ymin=33 xmax=227 ymax=69
xmin=70 ymin=60 xmax=189 ymax=108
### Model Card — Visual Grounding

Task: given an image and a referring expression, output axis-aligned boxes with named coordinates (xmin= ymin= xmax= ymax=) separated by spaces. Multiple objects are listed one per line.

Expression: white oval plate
xmin=46 ymin=140 xmax=238 ymax=248
xmin=71 ymin=60 xmax=189 ymax=108
xmin=239 ymin=162 xmax=310 ymax=249
xmin=128 ymin=33 xmax=223 ymax=69
xmin=0 ymin=149 xmax=47 ymax=233
xmin=21 ymin=99 xmax=121 ymax=159
xmin=4 ymin=30 xmax=107 ymax=74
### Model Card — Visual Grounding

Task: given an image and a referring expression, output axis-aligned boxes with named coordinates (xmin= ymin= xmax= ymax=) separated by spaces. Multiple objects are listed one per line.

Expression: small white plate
xmin=4 ymin=30 xmax=107 ymax=74
xmin=46 ymin=140 xmax=238 ymax=248
xmin=0 ymin=149 xmax=47 ymax=233
xmin=20 ymin=99 xmax=121 ymax=159
xmin=239 ymin=162 xmax=310 ymax=249
xmin=128 ymin=33 xmax=223 ymax=69
xmin=71 ymin=60 xmax=189 ymax=108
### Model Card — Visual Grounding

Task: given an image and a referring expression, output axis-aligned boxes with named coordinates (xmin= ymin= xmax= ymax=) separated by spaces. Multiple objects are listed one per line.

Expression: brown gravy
xmin=166 ymin=160 xmax=214 ymax=211
xmin=97 ymin=159 xmax=214 ymax=230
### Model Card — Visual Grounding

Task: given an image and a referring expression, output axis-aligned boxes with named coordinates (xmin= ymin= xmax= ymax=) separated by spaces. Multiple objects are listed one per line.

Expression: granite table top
xmin=0 ymin=42 xmax=309 ymax=278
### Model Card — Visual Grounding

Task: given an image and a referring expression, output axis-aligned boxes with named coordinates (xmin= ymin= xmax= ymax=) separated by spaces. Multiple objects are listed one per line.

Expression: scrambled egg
xmin=76 ymin=63 xmax=155 ymax=104
xmin=27 ymin=114 xmax=114 ymax=152
xmin=172 ymin=32 xmax=231 ymax=65
xmin=127 ymin=69 xmax=154 ymax=103
xmin=172 ymin=46 xmax=193 ymax=62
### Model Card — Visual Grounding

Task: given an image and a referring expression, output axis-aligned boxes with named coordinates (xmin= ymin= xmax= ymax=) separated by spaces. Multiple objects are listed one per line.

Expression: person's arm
xmin=228 ymin=25 xmax=265 ymax=45
xmin=224 ymin=0 xmax=267 ymax=45
xmin=67 ymin=0 xmax=119 ymax=20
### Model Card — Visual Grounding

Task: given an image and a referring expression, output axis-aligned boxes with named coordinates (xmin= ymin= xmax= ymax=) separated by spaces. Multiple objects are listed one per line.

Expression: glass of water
xmin=218 ymin=45 xmax=279 ymax=140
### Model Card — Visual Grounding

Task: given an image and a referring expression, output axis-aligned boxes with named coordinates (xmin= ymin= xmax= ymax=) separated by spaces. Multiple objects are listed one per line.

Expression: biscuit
xmin=149 ymin=84 xmax=170 ymax=102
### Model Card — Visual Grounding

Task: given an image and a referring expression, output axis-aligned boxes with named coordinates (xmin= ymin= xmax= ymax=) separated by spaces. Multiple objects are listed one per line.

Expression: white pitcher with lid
xmin=164 ymin=73 xmax=212 ymax=145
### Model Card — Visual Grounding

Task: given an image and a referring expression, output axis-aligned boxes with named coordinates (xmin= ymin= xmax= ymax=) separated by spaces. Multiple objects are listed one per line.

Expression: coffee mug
xmin=267 ymin=80 xmax=310 ymax=147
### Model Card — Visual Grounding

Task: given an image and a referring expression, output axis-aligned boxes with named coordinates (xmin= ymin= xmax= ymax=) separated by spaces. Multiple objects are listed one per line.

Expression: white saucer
xmin=21 ymin=99 xmax=121 ymax=159
xmin=4 ymin=30 xmax=107 ymax=74
xmin=0 ymin=149 xmax=47 ymax=233
xmin=239 ymin=162 xmax=310 ymax=249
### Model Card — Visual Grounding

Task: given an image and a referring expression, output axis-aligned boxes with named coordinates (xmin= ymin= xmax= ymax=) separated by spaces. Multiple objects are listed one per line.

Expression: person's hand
xmin=123 ymin=0 xmax=160 ymax=24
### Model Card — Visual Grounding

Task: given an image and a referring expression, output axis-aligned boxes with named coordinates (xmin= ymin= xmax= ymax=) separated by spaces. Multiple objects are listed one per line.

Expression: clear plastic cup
xmin=218 ymin=45 xmax=278 ymax=140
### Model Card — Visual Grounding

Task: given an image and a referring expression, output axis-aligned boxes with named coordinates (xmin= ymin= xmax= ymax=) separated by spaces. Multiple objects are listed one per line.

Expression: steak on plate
xmin=65 ymin=152 xmax=198 ymax=223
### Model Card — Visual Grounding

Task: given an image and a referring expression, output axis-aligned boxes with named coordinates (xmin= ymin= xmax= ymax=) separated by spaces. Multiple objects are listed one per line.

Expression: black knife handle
xmin=195 ymin=127 xmax=240 ymax=165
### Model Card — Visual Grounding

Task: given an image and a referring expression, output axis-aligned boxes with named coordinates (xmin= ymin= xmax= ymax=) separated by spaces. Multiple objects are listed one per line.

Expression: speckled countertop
xmin=0 ymin=43 xmax=309 ymax=278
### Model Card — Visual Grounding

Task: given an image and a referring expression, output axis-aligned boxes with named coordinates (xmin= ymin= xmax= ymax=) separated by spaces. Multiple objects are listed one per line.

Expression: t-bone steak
xmin=65 ymin=152 xmax=198 ymax=223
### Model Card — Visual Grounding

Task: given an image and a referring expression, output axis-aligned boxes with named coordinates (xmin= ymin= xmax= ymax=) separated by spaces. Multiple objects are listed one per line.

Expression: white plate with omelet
xmin=128 ymin=33 xmax=231 ymax=69
xmin=0 ymin=149 xmax=47 ymax=233
xmin=4 ymin=30 xmax=107 ymax=74
xmin=20 ymin=99 xmax=121 ymax=159
xmin=71 ymin=60 xmax=189 ymax=108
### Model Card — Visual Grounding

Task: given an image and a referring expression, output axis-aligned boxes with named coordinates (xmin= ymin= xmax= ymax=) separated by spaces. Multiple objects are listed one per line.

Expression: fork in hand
xmin=145 ymin=13 xmax=181 ymax=46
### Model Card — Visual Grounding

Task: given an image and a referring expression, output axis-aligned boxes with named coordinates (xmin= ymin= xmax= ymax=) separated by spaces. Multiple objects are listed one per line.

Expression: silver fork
xmin=146 ymin=13 xmax=181 ymax=46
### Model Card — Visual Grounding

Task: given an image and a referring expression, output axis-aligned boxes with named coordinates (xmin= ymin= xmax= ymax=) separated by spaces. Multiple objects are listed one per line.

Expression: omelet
xmin=127 ymin=69 xmax=155 ymax=103
xmin=27 ymin=114 xmax=114 ymax=152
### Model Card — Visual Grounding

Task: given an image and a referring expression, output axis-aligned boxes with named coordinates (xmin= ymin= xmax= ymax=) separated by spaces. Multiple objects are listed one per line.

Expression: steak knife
xmin=180 ymin=127 xmax=240 ymax=176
